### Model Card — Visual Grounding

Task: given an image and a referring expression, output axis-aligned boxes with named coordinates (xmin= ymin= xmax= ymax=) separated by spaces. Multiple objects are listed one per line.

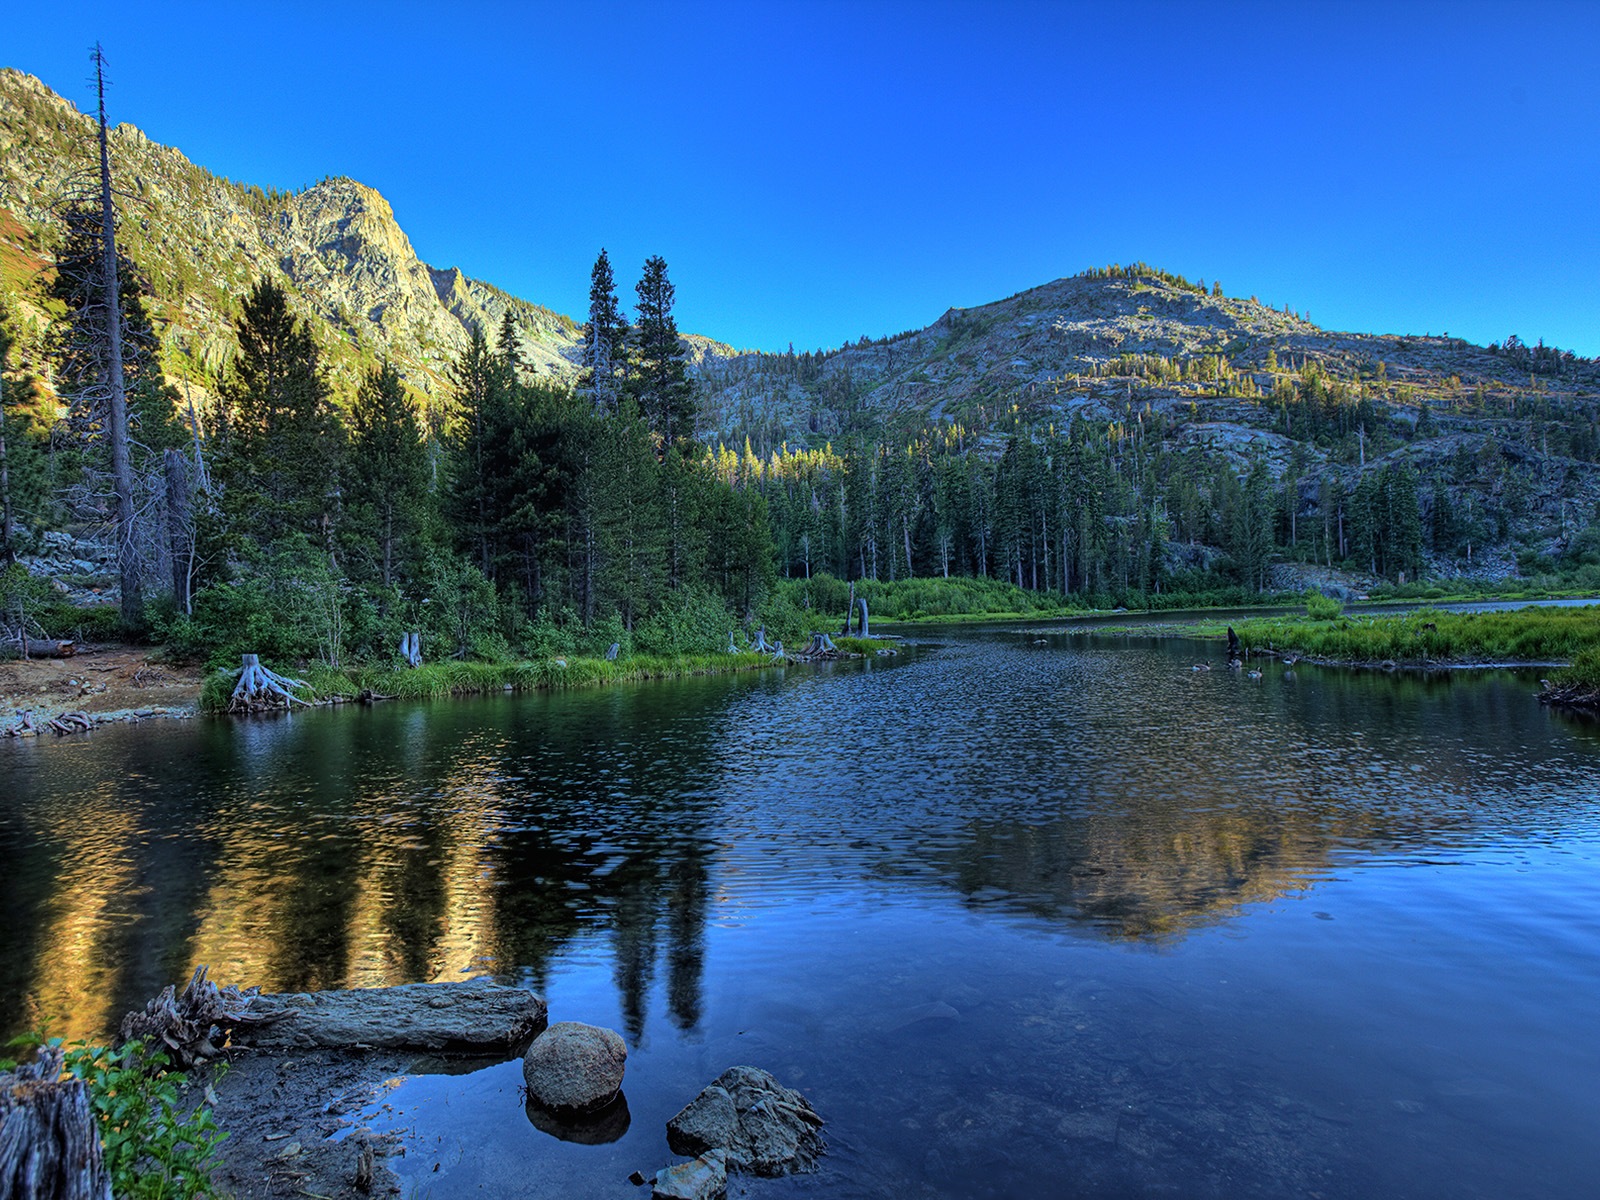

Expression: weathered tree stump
xmin=857 ymin=598 xmax=869 ymax=638
xmin=228 ymin=654 xmax=312 ymax=713
xmin=398 ymin=632 xmax=422 ymax=668
xmin=120 ymin=965 xmax=282 ymax=1069
xmin=605 ymin=643 xmax=620 ymax=662
xmin=0 ymin=1044 xmax=113 ymax=1200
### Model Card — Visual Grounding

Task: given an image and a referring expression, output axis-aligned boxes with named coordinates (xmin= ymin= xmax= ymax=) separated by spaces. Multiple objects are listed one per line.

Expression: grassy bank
xmin=199 ymin=651 xmax=778 ymax=713
xmin=776 ymin=573 xmax=1311 ymax=627
xmin=1234 ymin=604 xmax=1600 ymax=664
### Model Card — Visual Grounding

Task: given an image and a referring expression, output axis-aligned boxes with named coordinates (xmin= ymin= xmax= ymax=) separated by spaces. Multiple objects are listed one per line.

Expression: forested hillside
xmin=4 ymin=63 xmax=1600 ymax=673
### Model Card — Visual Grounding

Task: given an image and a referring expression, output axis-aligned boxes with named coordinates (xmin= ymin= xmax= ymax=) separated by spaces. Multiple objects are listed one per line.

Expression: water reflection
xmin=2 ymin=636 xmax=1599 ymax=1043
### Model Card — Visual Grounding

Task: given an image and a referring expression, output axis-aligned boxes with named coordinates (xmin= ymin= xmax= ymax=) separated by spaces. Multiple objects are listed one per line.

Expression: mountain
xmin=4 ymin=63 xmax=1600 ymax=588
xmin=0 ymin=67 xmax=731 ymax=406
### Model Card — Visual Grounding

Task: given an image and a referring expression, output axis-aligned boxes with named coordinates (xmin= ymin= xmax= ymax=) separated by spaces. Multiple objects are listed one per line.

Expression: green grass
xmin=199 ymin=651 xmax=777 ymax=713
xmin=1234 ymin=605 xmax=1600 ymax=664
xmin=835 ymin=636 xmax=897 ymax=655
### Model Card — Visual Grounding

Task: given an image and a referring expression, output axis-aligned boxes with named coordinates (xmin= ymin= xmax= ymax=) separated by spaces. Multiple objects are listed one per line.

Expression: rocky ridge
xmin=0 ymin=67 xmax=734 ymax=408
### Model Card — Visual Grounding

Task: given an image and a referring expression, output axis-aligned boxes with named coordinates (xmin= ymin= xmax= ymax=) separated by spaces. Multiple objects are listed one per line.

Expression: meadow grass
xmin=1234 ymin=604 xmax=1600 ymax=664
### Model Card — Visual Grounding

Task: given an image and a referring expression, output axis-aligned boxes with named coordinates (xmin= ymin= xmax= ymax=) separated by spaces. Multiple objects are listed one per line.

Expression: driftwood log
xmin=0 ymin=1044 xmax=113 ymax=1200
xmin=228 ymin=654 xmax=312 ymax=713
xmin=231 ymin=978 xmax=548 ymax=1054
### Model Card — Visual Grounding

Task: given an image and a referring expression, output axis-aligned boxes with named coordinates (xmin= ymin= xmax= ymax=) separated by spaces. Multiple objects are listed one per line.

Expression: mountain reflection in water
xmin=3 ymin=632 xmax=1600 ymax=1198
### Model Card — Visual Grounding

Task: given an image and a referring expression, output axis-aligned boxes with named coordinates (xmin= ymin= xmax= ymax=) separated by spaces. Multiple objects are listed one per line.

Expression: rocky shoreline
xmin=127 ymin=976 xmax=821 ymax=1200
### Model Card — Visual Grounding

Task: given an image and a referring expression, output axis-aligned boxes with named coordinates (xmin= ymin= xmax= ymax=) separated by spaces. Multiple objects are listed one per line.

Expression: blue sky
xmin=6 ymin=1 xmax=1599 ymax=354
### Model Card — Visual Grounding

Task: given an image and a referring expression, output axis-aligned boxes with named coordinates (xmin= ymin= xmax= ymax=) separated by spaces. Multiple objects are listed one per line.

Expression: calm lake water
xmin=4 ymin=629 xmax=1600 ymax=1199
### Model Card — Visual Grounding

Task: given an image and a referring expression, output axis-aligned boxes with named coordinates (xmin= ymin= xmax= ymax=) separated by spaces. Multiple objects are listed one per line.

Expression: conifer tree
xmin=580 ymin=249 xmax=627 ymax=413
xmin=345 ymin=362 xmax=430 ymax=590
xmin=629 ymin=256 xmax=695 ymax=447
xmin=214 ymin=278 xmax=343 ymax=547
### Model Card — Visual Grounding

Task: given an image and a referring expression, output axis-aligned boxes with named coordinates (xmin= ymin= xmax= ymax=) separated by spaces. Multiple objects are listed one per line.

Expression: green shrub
xmin=3 ymin=1035 xmax=226 ymax=1199
xmin=1304 ymin=590 xmax=1344 ymax=620
xmin=635 ymin=587 xmax=731 ymax=656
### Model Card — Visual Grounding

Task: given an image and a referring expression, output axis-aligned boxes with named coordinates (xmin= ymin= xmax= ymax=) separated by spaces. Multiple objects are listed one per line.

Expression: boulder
xmin=232 ymin=978 xmax=547 ymax=1053
xmin=667 ymin=1066 xmax=824 ymax=1176
xmin=521 ymin=1021 xmax=627 ymax=1114
xmin=652 ymin=1150 xmax=726 ymax=1200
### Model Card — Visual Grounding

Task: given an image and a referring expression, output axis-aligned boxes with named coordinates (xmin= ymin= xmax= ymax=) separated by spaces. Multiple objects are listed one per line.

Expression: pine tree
xmin=629 ymin=255 xmax=695 ymax=448
xmin=345 ymin=362 xmax=431 ymax=590
xmin=214 ymin=278 xmax=344 ymax=547
xmin=580 ymin=249 xmax=628 ymax=413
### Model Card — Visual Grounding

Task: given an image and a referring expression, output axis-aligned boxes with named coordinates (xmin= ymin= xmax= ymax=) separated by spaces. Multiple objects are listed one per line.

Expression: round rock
xmin=522 ymin=1021 xmax=627 ymax=1113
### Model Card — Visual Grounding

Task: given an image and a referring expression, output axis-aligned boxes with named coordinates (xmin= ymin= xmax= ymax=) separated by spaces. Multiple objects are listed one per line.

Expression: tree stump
xmin=398 ymin=632 xmax=422 ymax=668
xmin=605 ymin=643 xmax=620 ymax=662
xmin=228 ymin=654 xmax=312 ymax=713
xmin=0 ymin=1044 xmax=113 ymax=1200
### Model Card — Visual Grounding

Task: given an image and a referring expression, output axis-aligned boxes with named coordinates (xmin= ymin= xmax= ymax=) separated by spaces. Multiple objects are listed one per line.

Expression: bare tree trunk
xmin=0 ymin=369 xmax=12 ymax=564
xmin=94 ymin=47 xmax=141 ymax=630
xmin=164 ymin=448 xmax=191 ymax=613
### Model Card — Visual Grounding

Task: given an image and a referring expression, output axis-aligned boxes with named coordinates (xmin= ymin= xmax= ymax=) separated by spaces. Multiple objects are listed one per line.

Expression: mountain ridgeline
xmin=3 ymin=63 xmax=1600 ymax=667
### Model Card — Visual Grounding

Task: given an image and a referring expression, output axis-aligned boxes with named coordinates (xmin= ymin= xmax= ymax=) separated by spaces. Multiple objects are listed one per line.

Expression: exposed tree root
xmin=119 ymin=964 xmax=292 ymax=1069
xmin=229 ymin=653 xmax=313 ymax=713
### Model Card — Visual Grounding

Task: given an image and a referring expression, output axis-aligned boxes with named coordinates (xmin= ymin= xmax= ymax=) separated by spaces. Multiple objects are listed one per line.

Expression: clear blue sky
xmin=6 ymin=1 xmax=1599 ymax=355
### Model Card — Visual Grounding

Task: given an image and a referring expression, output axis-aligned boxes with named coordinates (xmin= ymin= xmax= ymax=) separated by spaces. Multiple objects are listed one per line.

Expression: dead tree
xmin=163 ymin=449 xmax=192 ymax=614
xmin=91 ymin=47 xmax=141 ymax=630
xmin=399 ymin=631 xmax=422 ymax=667
xmin=0 ymin=1043 xmax=113 ymax=1200
xmin=0 ymin=333 xmax=13 ymax=566
xmin=840 ymin=579 xmax=855 ymax=637
xmin=857 ymin=597 xmax=869 ymax=638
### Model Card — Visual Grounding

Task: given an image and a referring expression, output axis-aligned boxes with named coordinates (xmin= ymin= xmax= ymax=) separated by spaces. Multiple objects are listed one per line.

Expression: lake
xmin=4 ymin=628 xmax=1600 ymax=1198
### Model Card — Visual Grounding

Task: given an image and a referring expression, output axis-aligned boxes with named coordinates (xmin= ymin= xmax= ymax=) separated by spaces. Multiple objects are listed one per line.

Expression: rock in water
xmin=667 ymin=1066 xmax=824 ymax=1176
xmin=652 ymin=1150 xmax=727 ymax=1200
xmin=522 ymin=1022 xmax=627 ymax=1113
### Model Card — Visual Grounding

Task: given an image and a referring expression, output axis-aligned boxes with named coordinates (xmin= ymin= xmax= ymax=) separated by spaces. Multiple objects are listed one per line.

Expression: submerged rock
xmin=652 ymin=1149 xmax=727 ymax=1200
xmin=667 ymin=1065 xmax=824 ymax=1176
xmin=521 ymin=1021 xmax=627 ymax=1113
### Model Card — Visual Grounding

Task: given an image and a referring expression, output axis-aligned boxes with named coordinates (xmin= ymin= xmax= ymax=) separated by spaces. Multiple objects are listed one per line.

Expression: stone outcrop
xmin=666 ymin=1066 xmax=824 ymax=1176
xmin=520 ymin=1021 xmax=627 ymax=1114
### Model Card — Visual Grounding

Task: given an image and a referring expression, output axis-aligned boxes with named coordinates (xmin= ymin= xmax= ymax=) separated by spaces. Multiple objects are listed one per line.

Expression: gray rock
xmin=652 ymin=1150 xmax=726 ymax=1200
xmin=667 ymin=1066 xmax=824 ymax=1176
xmin=233 ymin=978 xmax=547 ymax=1053
xmin=521 ymin=1022 xmax=627 ymax=1114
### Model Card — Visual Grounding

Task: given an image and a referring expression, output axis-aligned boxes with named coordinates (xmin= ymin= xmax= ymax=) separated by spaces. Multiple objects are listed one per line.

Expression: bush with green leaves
xmin=3 ymin=1034 xmax=226 ymax=1199
xmin=1304 ymin=589 xmax=1344 ymax=620
xmin=634 ymin=586 xmax=732 ymax=656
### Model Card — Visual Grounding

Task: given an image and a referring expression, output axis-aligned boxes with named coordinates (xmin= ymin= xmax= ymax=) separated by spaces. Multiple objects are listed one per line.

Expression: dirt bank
xmin=0 ymin=645 xmax=203 ymax=730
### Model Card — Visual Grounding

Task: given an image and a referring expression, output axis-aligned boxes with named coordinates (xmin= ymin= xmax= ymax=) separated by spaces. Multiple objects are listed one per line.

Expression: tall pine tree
xmin=213 ymin=278 xmax=343 ymax=547
xmin=629 ymin=256 xmax=694 ymax=448
xmin=580 ymin=249 xmax=627 ymax=413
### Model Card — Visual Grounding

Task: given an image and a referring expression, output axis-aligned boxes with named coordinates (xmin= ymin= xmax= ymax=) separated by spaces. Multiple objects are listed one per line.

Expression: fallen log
xmin=18 ymin=639 xmax=75 ymax=659
xmin=231 ymin=977 xmax=548 ymax=1054
xmin=0 ymin=1044 xmax=113 ymax=1200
